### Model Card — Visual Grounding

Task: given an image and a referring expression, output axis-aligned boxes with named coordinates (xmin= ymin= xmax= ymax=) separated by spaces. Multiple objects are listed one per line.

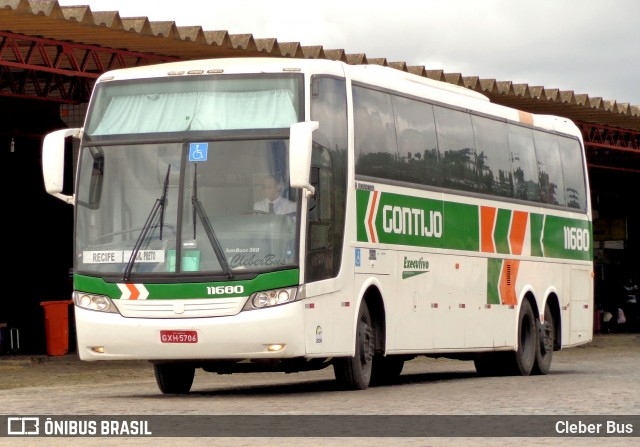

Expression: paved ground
xmin=1 ymin=332 xmax=638 ymax=391
xmin=0 ymin=333 xmax=638 ymax=447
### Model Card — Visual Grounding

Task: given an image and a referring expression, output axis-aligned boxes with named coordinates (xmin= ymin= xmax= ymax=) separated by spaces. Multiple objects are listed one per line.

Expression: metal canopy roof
xmin=1 ymin=0 xmax=639 ymax=133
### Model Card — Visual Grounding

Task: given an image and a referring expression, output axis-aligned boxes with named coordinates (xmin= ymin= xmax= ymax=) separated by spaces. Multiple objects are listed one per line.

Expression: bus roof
xmin=96 ymin=57 xmax=581 ymax=139
xmin=345 ymin=64 xmax=490 ymax=102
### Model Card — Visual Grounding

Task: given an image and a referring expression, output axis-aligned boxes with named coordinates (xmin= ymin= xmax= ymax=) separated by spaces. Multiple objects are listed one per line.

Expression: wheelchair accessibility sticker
xmin=189 ymin=143 xmax=208 ymax=162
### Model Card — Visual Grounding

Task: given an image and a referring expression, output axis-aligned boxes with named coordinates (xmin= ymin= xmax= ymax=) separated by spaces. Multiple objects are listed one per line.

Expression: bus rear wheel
xmin=532 ymin=304 xmax=555 ymax=375
xmin=333 ymin=301 xmax=374 ymax=390
xmin=153 ymin=363 xmax=195 ymax=394
xmin=508 ymin=299 xmax=537 ymax=375
xmin=474 ymin=300 xmax=536 ymax=376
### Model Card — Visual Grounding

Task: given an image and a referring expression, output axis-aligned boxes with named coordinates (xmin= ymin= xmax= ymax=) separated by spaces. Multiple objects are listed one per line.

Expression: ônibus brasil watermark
xmin=2 ymin=415 xmax=638 ymax=437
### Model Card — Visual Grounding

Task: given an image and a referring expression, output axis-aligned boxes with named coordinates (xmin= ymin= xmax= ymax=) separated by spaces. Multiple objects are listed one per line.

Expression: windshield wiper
xmin=122 ymin=165 xmax=171 ymax=282
xmin=158 ymin=164 xmax=171 ymax=241
xmin=191 ymin=164 xmax=233 ymax=279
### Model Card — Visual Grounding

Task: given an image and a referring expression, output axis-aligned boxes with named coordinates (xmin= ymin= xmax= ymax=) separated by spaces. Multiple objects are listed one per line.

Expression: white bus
xmin=42 ymin=58 xmax=593 ymax=394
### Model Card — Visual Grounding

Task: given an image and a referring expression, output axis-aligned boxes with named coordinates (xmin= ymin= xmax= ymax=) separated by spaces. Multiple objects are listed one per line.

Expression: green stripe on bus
xmin=442 ymin=201 xmax=479 ymax=251
xmin=487 ymin=258 xmax=502 ymax=305
xmin=74 ymin=269 xmax=300 ymax=300
xmin=374 ymin=192 xmax=444 ymax=248
xmin=74 ymin=277 xmax=121 ymax=299
xmin=543 ymin=215 xmax=592 ymax=261
xmin=530 ymin=213 xmax=544 ymax=257
xmin=356 ymin=189 xmax=371 ymax=242
xmin=355 ymin=189 xmax=592 ymax=261
xmin=494 ymin=209 xmax=512 ymax=254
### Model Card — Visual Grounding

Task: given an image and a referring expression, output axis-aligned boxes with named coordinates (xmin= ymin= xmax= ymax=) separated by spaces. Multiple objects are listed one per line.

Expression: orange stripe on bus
xmin=509 ymin=211 xmax=528 ymax=256
xmin=368 ymin=191 xmax=378 ymax=243
xmin=126 ymin=283 xmax=140 ymax=300
xmin=518 ymin=110 xmax=534 ymax=126
xmin=480 ymin=206 xmax=496 ymax=253
xmin=499 ymin=259 xmax=519 ymax=306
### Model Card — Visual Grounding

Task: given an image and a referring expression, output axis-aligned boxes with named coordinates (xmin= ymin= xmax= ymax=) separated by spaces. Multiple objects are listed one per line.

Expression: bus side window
xmin=308 ymin=167 xmax=320 ymax=220
xmin=308 ymin=75 xmax=348 ymax=282
xmin=308 ymin=165 xmax=333 ymax=221
xmin=508 ymin=124 xmax=541 ymax=202
xmin=87 ymin=147 xmax=104 ymax=209
xmin=306 ymin=148 xmax=334 ymax=281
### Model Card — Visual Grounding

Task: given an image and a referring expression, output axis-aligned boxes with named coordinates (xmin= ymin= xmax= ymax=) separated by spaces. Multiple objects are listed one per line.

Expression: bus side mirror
xmin=289 ymin=121 xmax=319 ymax=197
xmin=42 ymin=128 xmax=82 ymax=205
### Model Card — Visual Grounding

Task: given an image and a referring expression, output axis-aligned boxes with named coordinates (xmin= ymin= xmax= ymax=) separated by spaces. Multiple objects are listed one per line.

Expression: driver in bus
xmin=253 ymin=174 xmax=296 ymax=215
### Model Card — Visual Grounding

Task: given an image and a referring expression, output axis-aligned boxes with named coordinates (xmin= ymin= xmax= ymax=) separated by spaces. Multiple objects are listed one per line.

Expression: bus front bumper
xmin=74 ymin=301 xmax=306 ymax=361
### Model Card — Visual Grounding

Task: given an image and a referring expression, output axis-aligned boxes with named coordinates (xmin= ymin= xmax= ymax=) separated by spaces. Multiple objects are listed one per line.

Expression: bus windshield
xmin=75 ymin=73 xmax=303 ymax=278
xmin=76 ymin=139 xmax=299 ymax=277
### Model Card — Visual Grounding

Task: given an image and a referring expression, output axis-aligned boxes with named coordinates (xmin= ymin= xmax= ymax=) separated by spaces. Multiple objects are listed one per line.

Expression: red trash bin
xmin=40 ymin=300 xmax=73 ymax=356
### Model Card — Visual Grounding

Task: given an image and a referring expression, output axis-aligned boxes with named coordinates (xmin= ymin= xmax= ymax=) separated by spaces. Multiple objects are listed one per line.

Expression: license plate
xmin=160 ymin=330 xmax=198 ymax=344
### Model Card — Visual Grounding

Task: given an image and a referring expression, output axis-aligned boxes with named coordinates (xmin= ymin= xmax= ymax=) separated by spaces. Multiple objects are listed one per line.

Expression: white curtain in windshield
xmin=92 ymin=89 xmax=297 ymax=135
xmin=190 ymin=90 xmax=297 ymax=130
xmin=93 ymin=92 xmax=198 ymax=134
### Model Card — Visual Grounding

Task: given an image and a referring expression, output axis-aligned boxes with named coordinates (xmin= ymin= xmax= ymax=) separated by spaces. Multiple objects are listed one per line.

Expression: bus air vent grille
xmin=113 ymin=297 xmax=246 ymax=318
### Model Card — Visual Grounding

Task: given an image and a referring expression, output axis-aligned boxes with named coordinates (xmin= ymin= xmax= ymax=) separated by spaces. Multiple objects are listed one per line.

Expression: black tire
xmin=153 ymin=363 xmax=195 ymax=394
xmin=532 ymin=304 xmax=555 ymax=375
xmin=370 ymin=355 xmax=405 ymax=386
xmin=333 ymin=301 xmax=375 ymax=390
xmin=508 ymin=299 xmax=537 ymax=376
xmin=475 ymin=300 xmax=537 ymax=376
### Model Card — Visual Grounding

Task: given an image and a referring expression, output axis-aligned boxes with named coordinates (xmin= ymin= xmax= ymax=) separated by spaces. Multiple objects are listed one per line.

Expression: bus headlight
xmin=244 ymin=287 xmax=299 ymax=310
xmin=73 ymin=292 xmax=118 ymax=313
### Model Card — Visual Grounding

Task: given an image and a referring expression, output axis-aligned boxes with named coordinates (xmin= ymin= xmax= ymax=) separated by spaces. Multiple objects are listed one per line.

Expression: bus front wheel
xmin=333 ymin=301 xmax=374 ymax=390
xmin=153 ymin=363 xmax=195 ymax=394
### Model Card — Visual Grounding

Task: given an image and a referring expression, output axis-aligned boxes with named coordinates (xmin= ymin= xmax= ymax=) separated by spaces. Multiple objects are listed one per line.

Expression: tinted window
xmin=434 ymin=106 xmax=478 ymax=192
xmin=393 ymin=95 xmax=441 ymax=186
xmin=472 ymin=116 xmax=513 ymax=198
xmin=533 ymin=131 xmax=566 ymax=206
xmin=558 ymin=137 xmax=587 ymax=210
xmin=351 ymin=85 xmax=586 ymax=212
xmin=309 ymin=76 xmax=348 ymax=281
xmin=508 ymin=124 xmax=540 ymax=201
xmin=353 ymin=86 xmax=400 ymax=179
